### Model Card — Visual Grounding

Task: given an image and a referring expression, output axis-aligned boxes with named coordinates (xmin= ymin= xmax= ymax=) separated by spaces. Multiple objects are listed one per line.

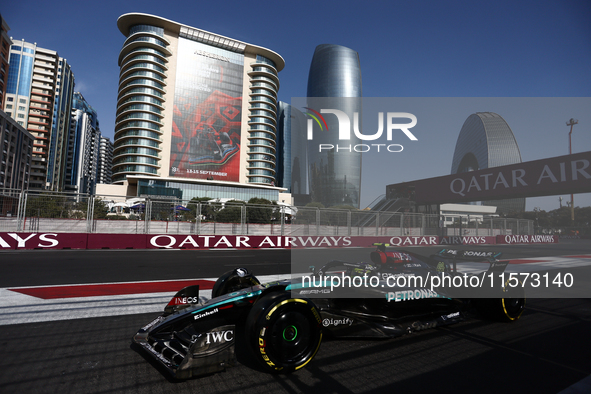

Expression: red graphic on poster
xmin=170 ymin=90 xmax=242 ymax=181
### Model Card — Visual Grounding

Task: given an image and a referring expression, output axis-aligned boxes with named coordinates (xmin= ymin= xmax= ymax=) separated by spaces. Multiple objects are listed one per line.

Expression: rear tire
xmin=477 ymin=280 xmax=526 ymax=322
xmin=245 ymin=292 xmax=322 ymax=373
xmin=497 ymin=292 xmax=526 ymax=321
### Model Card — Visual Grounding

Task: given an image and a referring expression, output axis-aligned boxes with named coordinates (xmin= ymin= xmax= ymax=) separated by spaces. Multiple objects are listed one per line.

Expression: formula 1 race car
xmin=132 ymin=244 xmax=525 ymax=379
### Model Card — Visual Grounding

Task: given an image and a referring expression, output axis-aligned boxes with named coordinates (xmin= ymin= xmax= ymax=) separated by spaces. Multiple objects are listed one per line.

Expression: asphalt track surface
xmin=1 ymin=241 xmax=591 ymax=393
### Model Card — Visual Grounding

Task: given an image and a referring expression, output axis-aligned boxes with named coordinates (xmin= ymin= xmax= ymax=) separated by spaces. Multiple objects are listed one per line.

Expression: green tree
xmin=25 ymin=192 xmax=71 ymax=218
xmin=70 ymin=196 xmax=110 ymax=219
xmin=92 ymin=197 xmax=110 ymax=219
xmin=185 ymin=197 xmax=211 ymax=222
xmin=293 ymin=202 xmax=324 ymax=224
xmin=217 ymin=200 xmax=244 ymax=223
xmin=246 ymin=198 xmax=276 ymax=224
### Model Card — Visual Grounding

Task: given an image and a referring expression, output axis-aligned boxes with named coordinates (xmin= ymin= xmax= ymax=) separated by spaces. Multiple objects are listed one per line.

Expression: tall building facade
xmin=277 ymin=101 xmax=309 ymax=202
xmin=112 ymin=13 xmax=285 ymax=202
xmin=0 ymin=14 xmax=11 ymax=109
xmin=451 ymin=112 xmax=526 ymax=214
xmin=66 ymin=92 xmax=100 ymax=194
xmin=47 ymin=58 xmax=75 ymax=191
xmin=305 ymin=44 xmax=363 ymax=208
xmin=0 ymin=109 xmax=33 ymax=191
xmin=276 ymin=101 xmax=291 ymax=191
xmin=3 ymin=40 xmax=74 ymax=191
xmin=98 ymin=136 xmax=113 ymax=185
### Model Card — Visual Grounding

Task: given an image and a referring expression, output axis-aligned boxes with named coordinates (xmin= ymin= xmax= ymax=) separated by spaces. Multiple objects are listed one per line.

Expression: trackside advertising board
xmin=0 ymin=233 xmax=557 ymax=250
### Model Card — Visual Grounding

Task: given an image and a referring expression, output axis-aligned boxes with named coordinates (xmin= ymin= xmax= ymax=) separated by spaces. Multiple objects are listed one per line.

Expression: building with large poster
xmin=111 ymin=13 xmax=285 ymax=202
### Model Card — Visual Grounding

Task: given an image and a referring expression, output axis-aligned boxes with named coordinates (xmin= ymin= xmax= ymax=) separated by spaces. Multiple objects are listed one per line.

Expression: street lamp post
xmin=566 ymin=118 xmax=578 ymax=224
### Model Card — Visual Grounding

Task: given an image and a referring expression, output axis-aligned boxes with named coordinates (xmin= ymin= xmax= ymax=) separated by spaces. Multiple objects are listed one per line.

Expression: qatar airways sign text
xmin=305 ymin=107 xmax=418 ymax=153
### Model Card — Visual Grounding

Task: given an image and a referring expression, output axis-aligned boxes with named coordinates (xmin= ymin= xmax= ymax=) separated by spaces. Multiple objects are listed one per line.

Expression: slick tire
xmin=211 ymin=268 xmax=260 ymax=299
xmin=497 ymin=278 xmax=526 ymax=321
xmin=478 ymin=280 xmax=526 ymax=322
xmin=496 ymin=296 xmax=526 ymax=321
xmin=246 ymin=291 xmax=323 ymax=374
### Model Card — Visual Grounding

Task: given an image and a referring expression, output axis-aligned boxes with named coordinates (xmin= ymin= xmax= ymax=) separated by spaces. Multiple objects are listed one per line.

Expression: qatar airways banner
xmin=387 ymin=151 xmax=591 ymax=204
xmin=0 ymin=233 xmax=557 ymax=250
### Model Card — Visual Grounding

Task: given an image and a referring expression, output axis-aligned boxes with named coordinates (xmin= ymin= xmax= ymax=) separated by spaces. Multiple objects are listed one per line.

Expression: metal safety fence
xmin=0 ymin=189 xmax=533 ymax=236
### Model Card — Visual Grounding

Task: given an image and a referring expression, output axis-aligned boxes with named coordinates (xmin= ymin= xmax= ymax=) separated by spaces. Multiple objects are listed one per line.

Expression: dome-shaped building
xmin=451 ymin=112 xmax=525 ymax=214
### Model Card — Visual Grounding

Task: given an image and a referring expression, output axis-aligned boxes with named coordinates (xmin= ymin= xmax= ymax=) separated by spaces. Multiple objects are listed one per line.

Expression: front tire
xmin=246 ymin=292 xmax=323 ymax=373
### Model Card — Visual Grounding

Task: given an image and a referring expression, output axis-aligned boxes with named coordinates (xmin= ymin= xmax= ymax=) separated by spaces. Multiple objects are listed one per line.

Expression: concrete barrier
xmin=87 ymin=234 xmax=148 ymax=249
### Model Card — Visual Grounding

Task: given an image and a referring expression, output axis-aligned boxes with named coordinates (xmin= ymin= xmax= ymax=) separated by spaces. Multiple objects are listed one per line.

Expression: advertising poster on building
xmin=170 ymin=38 xmax=244 ymax=181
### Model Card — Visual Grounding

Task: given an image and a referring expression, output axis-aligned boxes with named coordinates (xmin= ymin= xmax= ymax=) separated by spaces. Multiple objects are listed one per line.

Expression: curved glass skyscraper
xmin=305 ymin=44 xmax=362 ymax=208
xmin=307 ymin=44 xmax=362 ymax=98
xmin=451 ymin=112 xmax=525 ymax=213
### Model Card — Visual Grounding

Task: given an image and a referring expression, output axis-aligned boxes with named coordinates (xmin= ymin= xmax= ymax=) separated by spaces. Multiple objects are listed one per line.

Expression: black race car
xmin=132 ymin=244 xmax=525 ymax=379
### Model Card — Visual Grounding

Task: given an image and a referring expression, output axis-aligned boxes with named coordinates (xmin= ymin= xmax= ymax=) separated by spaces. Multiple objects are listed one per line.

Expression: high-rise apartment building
xmin=276 ymin=101 xmax=309 ymax=203
xmin=276 ymin=101 xmax=291 ymax=192
xmin=4 ymin=40 xmax=74 ymax=191
xmin=98 ymin=136 xmax=113 ymax=185
xmin=110 ymin=13 xmax=286 ymax=202
xmin=305 ymin=44 xmax=363 ymax=208
xmin=0 ymin=108 xmax=34 ymax=191
xmin=47 ymin=58 xmax=75 ymax=191
xmin=66 ymin=92 xmax=100 ymax=194
xmin=0 ymin=14 xmax=11 ymax=109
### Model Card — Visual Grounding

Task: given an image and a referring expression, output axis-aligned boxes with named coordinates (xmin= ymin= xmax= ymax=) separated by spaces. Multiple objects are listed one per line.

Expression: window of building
xmin=19 ymin=98 xmax=26 ymax=104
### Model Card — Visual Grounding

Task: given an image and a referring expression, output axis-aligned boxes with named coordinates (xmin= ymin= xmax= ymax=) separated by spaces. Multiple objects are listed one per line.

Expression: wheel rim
xmin=269 ymin=311 xmax=314 ymax=364
xmin=502 ymin=297 xmax=525 ymax=319
xmin=283 ymin=325 xmax=298 ymax=342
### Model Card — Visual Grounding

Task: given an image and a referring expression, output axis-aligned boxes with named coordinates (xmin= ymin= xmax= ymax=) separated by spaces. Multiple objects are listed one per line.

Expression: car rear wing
xmin=434 ymin=249 xmax=508 ymax=274
xmin=436 ymin=249 xmax=502 ymax=261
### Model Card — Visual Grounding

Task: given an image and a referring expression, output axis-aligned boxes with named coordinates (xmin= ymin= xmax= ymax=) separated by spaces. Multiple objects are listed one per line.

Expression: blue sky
xmin=2 ymin=0 xmax=590 ymax=211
